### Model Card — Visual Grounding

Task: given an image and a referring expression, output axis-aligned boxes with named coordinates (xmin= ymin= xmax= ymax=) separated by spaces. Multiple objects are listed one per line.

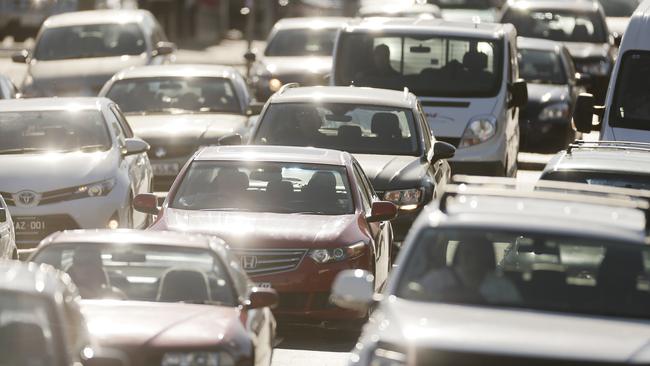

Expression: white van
xmin=332 ymin=18 xmax=526 ymax=177
xmin=574 ymin=0 xmax=650 ymax=141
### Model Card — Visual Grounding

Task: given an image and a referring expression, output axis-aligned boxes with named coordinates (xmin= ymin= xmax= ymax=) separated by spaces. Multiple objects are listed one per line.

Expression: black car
xmin=517 ymin=37 xmax=586 ymax=152
xmin=501 ymin=1 xmax=615 ymax=103
xmin=240 ymin=85 xmax=455 ymax=242
xmin=540 ymin=140 xmax=650 ymax=190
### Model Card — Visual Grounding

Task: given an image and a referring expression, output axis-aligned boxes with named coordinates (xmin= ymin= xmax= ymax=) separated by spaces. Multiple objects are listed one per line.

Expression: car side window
xmin=352 ymin=164 xmax=372 ymax=212
xmin=417 ymin=103 xmax=433 ymax=150
xmin=110 ymin=105 xmax=134 ymax=138
xmin=562 ymin=48 xmax=577 ymax=81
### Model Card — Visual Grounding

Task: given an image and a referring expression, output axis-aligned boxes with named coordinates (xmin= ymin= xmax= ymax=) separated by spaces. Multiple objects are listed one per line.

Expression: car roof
xmin=0 ymin=260 xmax=75 ymax=298
xmin=43 ymin=9 xmax=150 ymax=28
xmin=195 ymin=145 xmax=351 ymax=166
xmin=0 ymin=97 xmax=108 ymax=112
xmin=544 ymin=142 xmax=650 ymax=176
xmin=344 ymin=17 xmax=513 ymax=40
xmin=517 ymin=37 xmax=564 ymax=52
xmin=505 ymin=0 xmax=602 ymax=13
xmin=272 ymin=17 xmax=351 ymax=30
xmin=39 ymin=229 xmax=222 ymax=250
xmin=112 ymin=64 xmax=241 ymax=81
xmin=268 ymin=86 xmax=417 ymax=109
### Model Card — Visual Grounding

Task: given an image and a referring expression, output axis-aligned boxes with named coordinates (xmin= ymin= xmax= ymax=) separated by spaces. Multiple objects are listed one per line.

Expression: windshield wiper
xmin=79 ymin=144 xmax=108 ymax=152
xmin=199 ymin=208 xmax=251 ymax=212
xmin=142 ymin=108 xmax=196 ymax=115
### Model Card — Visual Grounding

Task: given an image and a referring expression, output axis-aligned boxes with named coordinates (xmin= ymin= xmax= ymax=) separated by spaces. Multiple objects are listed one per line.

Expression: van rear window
xmin=610 ymin=51 xmax=650 ymax=131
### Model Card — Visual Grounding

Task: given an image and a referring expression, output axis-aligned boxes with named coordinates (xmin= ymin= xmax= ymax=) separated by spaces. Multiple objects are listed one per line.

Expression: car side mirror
xmin=246 ymin=102 xmax=265 ymax=116
xmin=431 ymin=141 xmax=456 ymax=162
xmin=367 ymin=201 xmax=398 ymax=222
xmin=331 ymin=269 xmax=376 ymax=312
xmin=123 ymin=138 xmax=149 ymax=156
xmin=218 ymin=133 xmax=243 ymax=146
xmin=575 ymin=72 xmax=592 ymax=88
xmin=133 ymin=193 xmax=159 ymax=215
xmin=244 ymin=51 xmax=256 ymax=63
xmin=0 ymin=207 xmax=6 ymax=223
xmin=573 ymin=93 xmax=597 ymax=133
xmin=11 ymin=49 xmax=29 ymax=63
xmin=153 ymin=41 xmax=176 ymax=57
xmin=509 ymin=79 xmax=528 ymax=108
xmin=245 ymin=287 xmax=278 ymax=309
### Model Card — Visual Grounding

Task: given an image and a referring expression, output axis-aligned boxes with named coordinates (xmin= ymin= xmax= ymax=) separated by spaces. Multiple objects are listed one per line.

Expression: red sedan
xmin=135 ymin=145 xmax=397 ymax=326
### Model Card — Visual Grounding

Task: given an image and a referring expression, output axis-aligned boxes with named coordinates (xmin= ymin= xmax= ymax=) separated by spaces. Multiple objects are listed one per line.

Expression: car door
xmin=0 ymin=196 xmax=14 ymax=259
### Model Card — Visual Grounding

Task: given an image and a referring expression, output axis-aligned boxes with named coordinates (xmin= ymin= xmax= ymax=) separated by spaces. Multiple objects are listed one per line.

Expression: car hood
xmin=0 ymin=150 xmax=116 ymax=192
xmin=372 ymin=299 xmax=650 ymax=362
xmin=607 ymin=17 xmax=630 ymax=36
xmin=526 ymin=83 xmax=570 ymax=105
xmin=353 ymin=154 xmax=425 ymax=191
xmin=156 ymin=209 xmax=358 ymax=248
xmin=125 ymin=113 xmax=249 ymax=141
xmin=260 ymin=56 xmax=332 ymax=76
xmin=563 ymin=42 xmax=611 ymax=60
xmin=81 ymin=300 xmax=239 ymax=349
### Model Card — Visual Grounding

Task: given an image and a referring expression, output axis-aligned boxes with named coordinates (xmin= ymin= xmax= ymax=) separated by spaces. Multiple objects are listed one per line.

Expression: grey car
xmin=332 ymin=180 xmax=650 ymax=366
xmin=12 ymin=9 xmax=175 ymax=98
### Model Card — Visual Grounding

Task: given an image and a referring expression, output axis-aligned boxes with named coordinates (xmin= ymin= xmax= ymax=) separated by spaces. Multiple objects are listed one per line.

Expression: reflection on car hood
xmin=353 ymin=154 xmax=425 ymax=191
xmin=526 ymin=84 xmax=570 ymax=105
xmin=157 ymin=209 xmax=359 ymax=248
xmin=373 ymin=299 xmax=650 ymax=362
xmin=81 ymin=300 xmax=238 ymax=348
xmin=0 ymin=150 xmax=116 ymax=193
xmin=260 ymin=56 xmax=332 ymax=76
xmin=126 ymin=113 xmax=249 ymax=141
xmin=563 ymin=42 xmax=611 ymax=60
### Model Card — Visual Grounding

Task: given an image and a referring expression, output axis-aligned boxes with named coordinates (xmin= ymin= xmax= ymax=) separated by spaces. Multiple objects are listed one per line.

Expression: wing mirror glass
xmin=331 ymin=269 xmax=376 ymax=312
xmin=218 ymin=134 xmax=243 ymax=146
xmin=123 ymin=138 xmax=149 ymax=156
xmin=367 ymin=201 xmax=398 ymax=222
xmin=246 ymin=287 xmax=278 ymax=309
xmin=133 ymin=193 xmax=159 ymax=215
xmin=153 ymin=41 xmax=176 ymax=57
xmin=11 ymin=49 xmax=29 ymax=63
xmin=573 ymin=93 xmax=597 ymax=133
xmin=431 ymin=141 xmax=456 ymax=162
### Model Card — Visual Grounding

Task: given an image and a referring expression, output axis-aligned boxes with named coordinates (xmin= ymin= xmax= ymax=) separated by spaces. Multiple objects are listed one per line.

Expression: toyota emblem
xmin=13 ymin=190 xmax=41 ymax=208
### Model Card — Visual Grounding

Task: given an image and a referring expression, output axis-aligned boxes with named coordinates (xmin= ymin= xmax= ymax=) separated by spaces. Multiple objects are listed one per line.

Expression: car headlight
xmin=161 ymin=352 xmax=234 ymax=366
xmin=538 ymin=102 xmax=570 ymax=121
xmin=370 ymin=347 xmax=407 ymax=366
xmin=459 ymin=115 xmax=496 ymax=148
xmin=578 ymin=60 xmax=610 ymax=76
xmin=74 ymin=178 xmax=116 ymax=198
xmin=308 ymin=241 xmax=366 ymax=264
xmin=383 ymin=188 xmax=424 ymax=210
xmin=268 ymin=78 xmax=282 ymax=92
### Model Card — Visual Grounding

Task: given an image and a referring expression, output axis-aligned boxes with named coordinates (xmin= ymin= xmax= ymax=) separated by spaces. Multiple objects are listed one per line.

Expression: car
xmin=0 ymin=97 xmax=153 ymax=251
xmin=599 ymin=0 xmax=640 ymax=40
xmin=12 ymin=9 xmax=176 ymax=98
xmin=0 ymin=74 xmax=18 ymax=99
xmin=245 ymin=86 xmax=455 ymax=242
xmin=99 ymin=64 xmax=255 ymax=191
xmin=433 ymin=0 xmax=505 ymax=22
xmin=573 ymin=0 xmax=650 ymax=142
xmin=246 ymin=17 xmax=349 ymax=101
xmin=358 ymin=2 xmax=442 ymax=19
xmin=0 ymin=260 xmax=127 ymax=366
xmin=517 ymin=37 xmax=586 ymax=152
xmin=332 ymin=179 xmax=650 ymax=366
xmin=0 ymin=0 xmax=76 ymax=41
xmin=540 ymin=140 xmax=650 ymax=190
xmin=0 ymin=195 xmax=17 ymax=259
xmin=29 ymin=229 xmax=277 ymax=366
xmin=332 ymin=18 xmax=526 ymax=177
xmin=134 ymin=145 xmax=398 ymax=327
xmin=501 ymin=1 xmax=615 ymax=103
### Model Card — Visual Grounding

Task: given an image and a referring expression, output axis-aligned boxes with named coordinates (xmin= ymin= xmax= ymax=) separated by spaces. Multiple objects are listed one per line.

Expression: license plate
xmin=152 ymin=163 xmax=180 ymax=176
xmin=255 ymin=282 xmax=272 ymax=289
xmin=14 ymin=217 xmax=46 ymax=235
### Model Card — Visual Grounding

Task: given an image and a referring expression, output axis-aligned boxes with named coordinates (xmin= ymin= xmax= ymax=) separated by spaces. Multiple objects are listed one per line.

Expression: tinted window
xmin=542 ymin=170 xmax=650 ymax=191
xmin=32 ymin=244 xmax=236 ymax=305
xmin=171 ymin=161 xmax=354 ymax=215
xmin=518 ymin=48 xmax=567 ymax=84
xmin=254 ymin=103 xmax=420 ymax=155
xmin=34 ymin=23 xmax=146 ymax=60
xmin=106 ymin=77 xmax=242 ymax=115
xmin=336 ymin=33 xmax=503 ymax=97
xmin=503 ymin=9 xmax=607 ymax=43
xmin=599 ymin=0 xmax=640 ymax=17
xmin=398 ymin=228 xmax=650 ymax=319
xmin=610 ymin=52 xmax=650 ymax=131
xmin=0 ymin=110 xmax=111 ymax=154
xmin=265 ymin=28 xmax=339 ymax=57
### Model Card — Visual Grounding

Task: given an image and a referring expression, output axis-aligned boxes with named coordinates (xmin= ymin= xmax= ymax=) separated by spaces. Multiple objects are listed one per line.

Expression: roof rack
xmin=567 ymin=140 xmax=650 ymax=154
xmin=277 ymin=83 xmax=300 ymax=95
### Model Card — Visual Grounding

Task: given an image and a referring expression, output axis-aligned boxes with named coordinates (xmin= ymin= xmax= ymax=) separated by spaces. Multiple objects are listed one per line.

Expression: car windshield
xmin=502 ymin=9 xmax=607 ymax=43
xmin=32 ymin=244 xmax=237 ymax=305
xmin=397 ymin=228 xmax=650 ymax=319
xmin=105 ymin=77 xmax=242 ymax=115
xmin=171 ymin=161 xmax=354 ymax=215
xmin=0 ymin=110 xmax=111 ymax=154
xmin=0 ymin=291 xmax=61 ymax=366
xmin=542 ymin=171 xmax=650 ymax=191
xmin=254 ymin=103 xmax=420 ymax=156
xmin=518 ymin=48 xmax=567 ymax=85
xmin=34 ymin=23 xmax=146 ymax=61
xmin=335 ymin=33 xmax=503 ymax=97
xmin=610 ymin=52 xmax=650 ymax=131
xmin=265 ymin=28 xmax=339 ymax=57
xmin=599 ymin=0 xmax=640 ymax=17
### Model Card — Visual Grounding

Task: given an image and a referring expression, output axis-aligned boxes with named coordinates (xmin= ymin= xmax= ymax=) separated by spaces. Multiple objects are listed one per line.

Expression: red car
xmin=135 ymin=145 xmax=397 ymax=326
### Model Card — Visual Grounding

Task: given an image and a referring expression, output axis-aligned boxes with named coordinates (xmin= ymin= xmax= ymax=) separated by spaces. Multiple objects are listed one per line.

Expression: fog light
xmin=107 ymin=219 xmax=119 ymax=229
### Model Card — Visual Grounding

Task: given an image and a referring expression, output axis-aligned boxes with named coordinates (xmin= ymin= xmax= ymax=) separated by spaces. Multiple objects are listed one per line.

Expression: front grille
xmin=231 ymin=248 xmax=307 ymax=277
xmin=1 ymin=186 xmax=83 ymax=207
xmin=437 ymin=137 xmax=461 ymax=148
xmin=14 ymin=214 xmax=79 ymax=247
xmin=147 ymin=143 xmax=198 ymax=159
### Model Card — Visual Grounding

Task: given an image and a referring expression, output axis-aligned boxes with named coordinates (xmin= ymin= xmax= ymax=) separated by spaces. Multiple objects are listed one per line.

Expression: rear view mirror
xmin=123 ymin=138 xmax=149 ymax=156
xmin=573 ymin=93 xmax=596 ymax=133
xmin=0 ymin=207 xmax=6 ymax=223
xmin=331 ymin=269 xmax=376 ymax=312
xmin=11 ymin=49 xmax=28 ymax=63
xmin=153 ymin=41 xmax=176 ymax=57
xmin=133 ymin=193 xmax=159 ymax=215
xmin=218 ymin=134 xmax=243 ymax=146
xmin=509 ymin=79 xmax=528 ymax=108
xmin=367 ymin=201 xmax=398 ymax=222
xmin=410 ymin=45 xmax=431 ymax=53
xmin=246 ymin=287 xmax=278 ymax=309
xmin=431 ymin=141 xmax=456 ymax=162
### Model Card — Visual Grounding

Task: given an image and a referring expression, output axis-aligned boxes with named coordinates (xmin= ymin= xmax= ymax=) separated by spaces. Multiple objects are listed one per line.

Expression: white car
xmin=0 ymin=195 xmax=17 ymax=259
xmin=0 ymin=97 xmax=153 ymax=251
